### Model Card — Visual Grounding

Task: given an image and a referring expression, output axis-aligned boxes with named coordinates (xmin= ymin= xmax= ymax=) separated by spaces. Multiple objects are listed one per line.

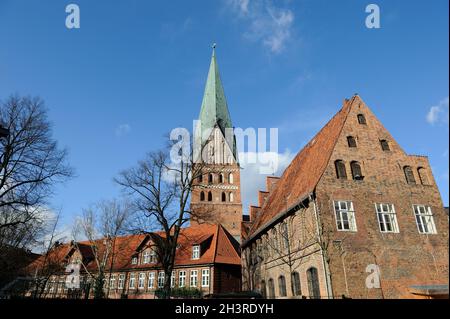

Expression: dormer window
xmin=131 ymin=256 xmax=138 ymax=265
xmin=192 ymin=245 xmax=200 ymax=260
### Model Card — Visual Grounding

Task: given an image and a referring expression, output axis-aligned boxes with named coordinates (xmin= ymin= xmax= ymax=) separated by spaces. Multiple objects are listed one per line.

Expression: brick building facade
xmin=241 ymin=95 xmax=449 ymax=299
xmin=25 ymin=224 xmax=241 ymax=299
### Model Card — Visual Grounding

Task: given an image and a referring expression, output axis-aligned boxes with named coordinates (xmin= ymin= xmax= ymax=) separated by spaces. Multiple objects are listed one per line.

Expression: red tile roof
xmin=245 ymin=97 xmax=356 ymax=243
xmin=28 ymin=224 xmax=240 ymax=275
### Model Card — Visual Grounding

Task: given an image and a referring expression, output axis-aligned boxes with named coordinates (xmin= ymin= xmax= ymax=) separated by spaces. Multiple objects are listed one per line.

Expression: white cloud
xmin=239 ymin=149 xmax=294 ymax=212
xmin=226 ymin=0 xmax=295 ymax=54
xmin=115 ymin=124 xmax=131 ymax=137
xmin=426 ymin=97 xmax=449 ymax=125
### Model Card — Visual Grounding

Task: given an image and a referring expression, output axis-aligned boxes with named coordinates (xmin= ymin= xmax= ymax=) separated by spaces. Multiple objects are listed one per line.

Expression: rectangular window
xmin=158 ymin=272 xmax=165 ymax=288
xmin=131 ymin=256 xmax=138 ymax=265
xmin=201 ymin=269 xmax=210 ymax=287
xmin=138 ymin=273 xmax=145 ymax=289
xmin=109 ymin=275 xmax=116 ymax=289
xmin=414 ymin=205 xmax=437 ymax=234
xmin=333 ymin=201 xmax=357 ymax=231
xmin=118 ymin=274 xmax=125 ymax=289
xmin=129 ymin=273 xmax=136 ymax=289
xmin=190 ymin=270 xmax=198 ymax=287
xmin=148 ymin=272 xmax=155 ymax=289
xmin=171 ymin=271 xmax=176 ymax=288
xmin=376 ymin=203 xmax=399 ymax=233
xmin=192 ymin=245 xmax=200 ymax=260
xmin=179 ymin=271 xmax=186 ymax=288
xmin=150 ymin=250 xmax=157 ymax=263
xmin=143 ymin=251 xmax=150 ymax=264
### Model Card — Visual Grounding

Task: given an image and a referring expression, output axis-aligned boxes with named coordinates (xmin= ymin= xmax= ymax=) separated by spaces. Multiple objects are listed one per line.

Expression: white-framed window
xmin=109 ymin=274 xmax=116 ymax=289
xmin=138 ymin=273 xmax=145 ymax=289
xmin=413 ymin=205 xmax=437 ymax=234
xmin=143 ymin=251 xmax=150 ymax=264
xmin=179 ymin=271 xmax=186 ymax=288
xmin=118 ymin=274 xmax=125 ymax=289
xmin=376 ymin=203 xmax=400 ymax=233
xmin=201 ymin=269 xmax=210 ymax=287
xmin=171 ymin=271 xmax=176 ymax=288
xmin=192 ymin=245 xmax=200 ymax=260
xmin=131 ymin=256 xmax=138 ymax=265
xmin=150 ymin=250 xmax=157 ymax=263
xmin=129 ymin=273 xmax=136 ymax=289
xmin=158 ymin=272 xmax=165 ymax=288
xmin=148 ymin=272 xmax=155 ymax=289
xmin=190 ymin=270 xmax=198 ymax=287
xmin=333 ymin=201 xmax=357 ymax=231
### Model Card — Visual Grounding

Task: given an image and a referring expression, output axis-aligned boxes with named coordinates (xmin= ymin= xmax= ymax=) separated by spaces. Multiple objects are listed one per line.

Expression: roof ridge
xmin=212 ymin=224 xmax=220 ymax=264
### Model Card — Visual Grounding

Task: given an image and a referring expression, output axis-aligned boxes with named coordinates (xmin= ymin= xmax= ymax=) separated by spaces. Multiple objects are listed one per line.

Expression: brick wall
xmin=316 ymin=97 xmax=449 ymax=298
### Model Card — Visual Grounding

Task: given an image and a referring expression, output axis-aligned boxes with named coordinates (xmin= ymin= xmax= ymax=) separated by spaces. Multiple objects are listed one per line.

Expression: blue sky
xmin=0 ymin=0 xmax=448 ymax=231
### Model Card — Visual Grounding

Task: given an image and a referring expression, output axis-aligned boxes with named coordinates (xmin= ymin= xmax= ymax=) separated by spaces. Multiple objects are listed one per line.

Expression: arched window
xmin=207 ymin=192 xmax=213 ymax=202
xmin=208 ymin=173 xmax=213 ymax=184
xmin=404 ymin=166 xmax=416 ymax=185
xmin=281 ymin=222 xmax=289 ymax=250
xmin=347 ymin=136 xmax=357 ymax=148
xmin=268 ymin=279 xmax=275 ymax=299
xmin=228 ymin=173 xmax=234 ymax=184
xmin=335 ymin=160 xmax=347 ymax=179
xmin=357 ymin=114 xmax=367 ymax=125
xmin=260 ymin=281 xmax=267 ymax=299
xmin=306 ymin=267 xmax=320 ymax=299
xmin=200 ymin=191 xmax=205 ymax=201
xmin=197 ymin=174 xmax=203 ymax=183
xmin=380 ymin=139 xmax=390 ymax=151
xmin=229 ymin=192 xmax=234 ymax=202
xmin=278 ymin=276 xmax=287 ymax=297
xmin=292 ymin=272 xmax=301 ymax=296
xmin=221 ymin=192 xmax=226 ymax=202
xmin=350 ymin=161 xmax=363 ymax=180
xmin=271 ymin=228 xmax=279 ymax=252
xmin=418 ymin=167 xmax=429 ymax=185
xmin=219 ymin=174 xmax=224 ymax=183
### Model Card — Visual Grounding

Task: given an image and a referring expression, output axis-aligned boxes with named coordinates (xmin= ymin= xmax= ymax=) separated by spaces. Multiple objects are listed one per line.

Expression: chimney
xmin=258 ymin=191 xmax=269 ymax=207
xmin=266 ymin=176 xmax=280 ymax=193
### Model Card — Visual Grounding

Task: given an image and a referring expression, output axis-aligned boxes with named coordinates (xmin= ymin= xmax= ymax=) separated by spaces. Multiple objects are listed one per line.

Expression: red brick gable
xmin=246 ymin=96 xmax=357 ymax=240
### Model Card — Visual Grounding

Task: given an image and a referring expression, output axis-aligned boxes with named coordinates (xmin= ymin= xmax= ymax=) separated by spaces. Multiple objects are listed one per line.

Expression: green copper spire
xmin=198 ymin=45 xmax=237 ymax=158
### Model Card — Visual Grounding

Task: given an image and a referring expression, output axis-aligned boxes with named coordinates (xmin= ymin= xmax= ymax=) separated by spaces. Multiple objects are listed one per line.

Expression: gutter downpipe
xmin=311 ymin=194 xmax=333 ymax=299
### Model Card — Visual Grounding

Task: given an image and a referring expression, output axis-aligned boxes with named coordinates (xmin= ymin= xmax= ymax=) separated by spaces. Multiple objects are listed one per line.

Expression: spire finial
xmin=212 ymin=43 xmax=217 ymax=56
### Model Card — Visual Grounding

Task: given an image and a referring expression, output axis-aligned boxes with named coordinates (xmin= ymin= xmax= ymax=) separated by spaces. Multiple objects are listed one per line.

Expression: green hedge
xmin=155 ymin=287 xmax=203 ymax=299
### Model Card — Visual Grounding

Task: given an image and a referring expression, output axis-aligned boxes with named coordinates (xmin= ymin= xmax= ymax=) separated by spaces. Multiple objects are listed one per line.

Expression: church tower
xmin=190 ymin=47 xmax=243 ymax=241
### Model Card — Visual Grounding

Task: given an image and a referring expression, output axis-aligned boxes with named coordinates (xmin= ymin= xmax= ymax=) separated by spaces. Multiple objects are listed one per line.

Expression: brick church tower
xmin=190 ymin=47 xmax=243 ymax=241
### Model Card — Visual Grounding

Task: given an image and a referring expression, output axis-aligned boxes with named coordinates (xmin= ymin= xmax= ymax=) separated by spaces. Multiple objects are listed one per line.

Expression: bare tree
xmin=114 ymin=136 xmax=211 ymax=298
xmin=31 ymin=212 xmax=66 ymax=299
xmin=72 ymin=199 xmax=132 ymax=299
xmin=0 ymin=95 xmax=73 ymax=252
